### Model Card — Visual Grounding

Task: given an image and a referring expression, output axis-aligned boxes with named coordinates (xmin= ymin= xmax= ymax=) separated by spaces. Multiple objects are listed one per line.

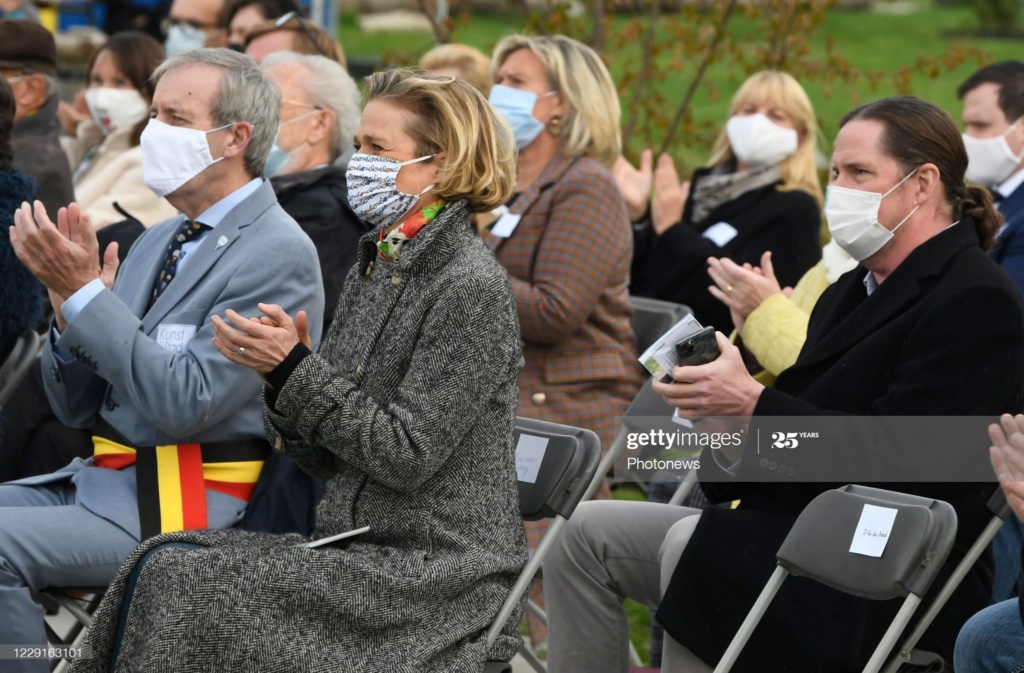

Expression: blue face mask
xmin=263 ymin=110 xmax=318 ymax=177
xmin=264 ymin=143 xmax=291 ymax=178
xmin=488 ymin=84 xmax=557 ymax=151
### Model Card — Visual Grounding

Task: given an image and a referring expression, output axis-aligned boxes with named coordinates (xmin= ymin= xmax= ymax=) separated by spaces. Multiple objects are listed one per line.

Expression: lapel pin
xmin=215 ymin=235 xmax=228 ymax=249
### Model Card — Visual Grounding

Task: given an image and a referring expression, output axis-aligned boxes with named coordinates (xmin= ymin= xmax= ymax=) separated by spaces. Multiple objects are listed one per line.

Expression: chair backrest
xmin=514 ymin=416 xmax=601 ymax=521
xmin=988 ymin=486 xmax=1011 ymax=522
xmin=776 ymin=484 xmax=958 ymax=600
xmin=0 ymin=330 xmax=42 ymax=409
xmin=624 ymin=377 xmax=675 ymax=424
xmin=629 ymin=296 xmax=692 ymax=355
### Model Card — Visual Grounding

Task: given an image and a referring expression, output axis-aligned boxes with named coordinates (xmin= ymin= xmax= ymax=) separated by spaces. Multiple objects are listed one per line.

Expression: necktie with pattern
xmin=150 ymin=219 xmax=210 ymax=307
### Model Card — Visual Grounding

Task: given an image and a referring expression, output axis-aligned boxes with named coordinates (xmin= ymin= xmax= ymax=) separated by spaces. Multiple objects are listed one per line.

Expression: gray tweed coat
xmin=69 ymin=199 xmax=529 ymax=673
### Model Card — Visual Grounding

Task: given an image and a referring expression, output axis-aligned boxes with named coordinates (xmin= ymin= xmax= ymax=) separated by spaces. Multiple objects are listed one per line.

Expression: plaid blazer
xmin=484 ymin=149 xmax=643 ymax=450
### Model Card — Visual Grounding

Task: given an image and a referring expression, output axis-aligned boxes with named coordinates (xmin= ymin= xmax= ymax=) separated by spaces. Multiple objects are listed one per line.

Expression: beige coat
xmin=70 ymin=123 xmax=178 ymax=229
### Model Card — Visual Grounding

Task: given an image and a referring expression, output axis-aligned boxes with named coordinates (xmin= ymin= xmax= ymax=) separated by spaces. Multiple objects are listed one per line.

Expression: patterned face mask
xmin=346 ymin=153 xmax=435 ymax=228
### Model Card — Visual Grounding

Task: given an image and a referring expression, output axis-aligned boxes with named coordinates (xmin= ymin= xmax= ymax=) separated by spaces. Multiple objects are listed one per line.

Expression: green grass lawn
xmin=341 ymin=3 xmax=1024 ymax=169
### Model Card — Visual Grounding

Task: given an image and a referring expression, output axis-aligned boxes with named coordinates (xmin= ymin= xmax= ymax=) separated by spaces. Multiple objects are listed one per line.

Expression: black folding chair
xmin=714 ymin=485 xmax=958 ymax=673
xmin=629 ymin=296 xmax=693 ymax=355
xmin=483 ymin=417 xmax=601 ymax=673
xmin=39 ymin=587 xmax=106 ymax=671
xmin=0 ymin=329 xmax=42 ymax=409
xmin=880 ymin=486 xmax=1012 ymax=673
xmin=583 ymin=377 xmax=677 ymax=501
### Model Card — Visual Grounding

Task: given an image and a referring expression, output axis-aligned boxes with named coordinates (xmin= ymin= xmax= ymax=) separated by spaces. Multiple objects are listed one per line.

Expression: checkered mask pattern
xmin=151 ymin=219 xmax=209 ymax=306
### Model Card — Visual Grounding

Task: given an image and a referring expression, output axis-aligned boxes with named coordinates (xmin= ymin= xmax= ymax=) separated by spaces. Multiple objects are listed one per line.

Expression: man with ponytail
xmin=546 ymin=96 xmax=1024 ymax=672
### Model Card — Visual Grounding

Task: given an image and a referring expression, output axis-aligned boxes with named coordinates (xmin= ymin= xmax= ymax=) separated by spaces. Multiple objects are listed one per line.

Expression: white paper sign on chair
xmin=849 ymin=503 xmax=899 ymax=558
xmin=515 ymin=434 xmax=548 ymax=484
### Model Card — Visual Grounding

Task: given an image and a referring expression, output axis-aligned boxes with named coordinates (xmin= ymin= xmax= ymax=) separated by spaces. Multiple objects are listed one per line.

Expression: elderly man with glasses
xmin=0 ymin=19 xmax=73 ymax=217
xmin=244 ymin=12 xmax=347 ymax=66
xmin=262 ymin=51 xmax=365 ymax=331
xmin=163 ymin=0 xmax=228 ymax=56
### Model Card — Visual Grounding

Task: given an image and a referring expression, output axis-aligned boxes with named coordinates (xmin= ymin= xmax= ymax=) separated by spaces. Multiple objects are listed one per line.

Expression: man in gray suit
xmin=1 ymin=49 xmax=323 ymax=670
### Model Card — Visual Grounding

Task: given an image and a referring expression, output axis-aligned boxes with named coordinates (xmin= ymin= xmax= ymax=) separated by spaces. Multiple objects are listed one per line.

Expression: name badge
xmin=490 ymin=209 xmax=522 ymax=239
xmin=156 ymin=324 xmax=196 ymax=354
xmin=702 ymin=221 xmax=739 ymax=247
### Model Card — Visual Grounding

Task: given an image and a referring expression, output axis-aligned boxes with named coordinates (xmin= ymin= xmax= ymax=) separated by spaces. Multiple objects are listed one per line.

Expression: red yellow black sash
xmin=92 ymin=420 xmax=267 ymax=539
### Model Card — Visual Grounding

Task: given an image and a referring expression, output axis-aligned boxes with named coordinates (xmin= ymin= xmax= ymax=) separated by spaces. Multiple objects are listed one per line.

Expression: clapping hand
xmin=651 ymin=153 xmax=690 ymax=235
xmin=10 ymin=201 xmax=119 ymax=331
xmin=707 ymin=251 xmax=789 ymax=333
xmin=212 ymin=303 xmax=312 ymax=377
xmin=613 ymin=149 xmax=653 ymax=222
xmin=990 ymin=413 xmax=1024 ymax=523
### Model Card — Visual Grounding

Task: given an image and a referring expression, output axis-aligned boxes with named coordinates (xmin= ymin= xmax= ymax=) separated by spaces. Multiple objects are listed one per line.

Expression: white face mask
xmin=85 ymin=88 xmax=149 ymax=136
xmin=346 ymin=153 xmax=434 ymax=228
xmin=725 ymin=113 xmax=799 ymax=167
xmin=825 ymin=168 xmax=920 ymax=262
xmin=963 ymin=121 xmax=1024 ymax=186
xmin=164 ymin=22 xmax=207 ymax=57
xmin=141 ymin=118 xmax=236 ymax=197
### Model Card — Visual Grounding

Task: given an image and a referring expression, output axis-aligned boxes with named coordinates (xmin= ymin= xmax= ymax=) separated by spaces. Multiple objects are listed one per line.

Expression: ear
xmin=17 ymin=74 xmax=46 ymax=109
xmin=220 ymin=121 xmax=253 ymax=161
xmin=1010 ymin=117 xmax=1024 ymax=152
xmin=914 ymin=163 xmax=942 ymax=206
xmin=430 ymin=151 xmax=446 ymax=182
xmin=306 ymin=108 xmax=333 ymax=147
xmin=550 ymin=91 xmax=568 ymax=118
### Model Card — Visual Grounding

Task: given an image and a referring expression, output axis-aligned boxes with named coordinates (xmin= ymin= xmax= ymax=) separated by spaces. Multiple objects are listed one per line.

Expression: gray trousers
xmin=544 ymin=500 xmax=712 ymax=673
xmin=0 ymin=478 xmax=139 ymax=673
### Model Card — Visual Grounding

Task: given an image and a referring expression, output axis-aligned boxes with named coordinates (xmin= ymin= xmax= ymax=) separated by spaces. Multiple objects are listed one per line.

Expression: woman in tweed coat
xmin=69 ymin=70 xmax=528 ymax=673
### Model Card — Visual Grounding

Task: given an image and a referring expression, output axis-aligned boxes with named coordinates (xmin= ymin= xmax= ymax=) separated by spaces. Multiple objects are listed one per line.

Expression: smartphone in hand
xmin=675 ymin=326 xmax=720 ymax=368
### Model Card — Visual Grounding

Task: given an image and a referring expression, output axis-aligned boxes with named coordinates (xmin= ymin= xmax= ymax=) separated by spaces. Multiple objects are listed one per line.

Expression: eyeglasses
xmin=161 ymin=17 xmax=220 ymax=36
xmin=273 ymin=12 xmax=328 ymax=59
xmin=1 ymin=69 xmax=34 ymax=84
xmin=281 ymin=98 xmax=321 ymax=110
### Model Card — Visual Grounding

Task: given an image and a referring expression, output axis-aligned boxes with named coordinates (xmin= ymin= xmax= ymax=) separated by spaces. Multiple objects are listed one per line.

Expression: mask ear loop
xmin=884 ymin=166 xmax=922 ymax=236
xmin=1003 ymin=118 xmax=1024 ymax=163
xmin=395 ymin=154 xmax=438 ymax=197
xmin=882 ymin=166 xmax=920 ymax=199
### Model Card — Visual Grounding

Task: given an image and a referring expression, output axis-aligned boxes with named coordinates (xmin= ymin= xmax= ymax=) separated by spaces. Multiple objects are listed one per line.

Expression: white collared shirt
xmin=997 ymin=168 xmax=1024 ymax=201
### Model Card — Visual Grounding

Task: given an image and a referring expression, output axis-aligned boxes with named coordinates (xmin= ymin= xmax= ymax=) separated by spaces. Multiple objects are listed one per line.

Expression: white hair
xmin=153 ymin=48 xmax=280 ymax=178
xmin=261 ymin=51 xmax=360 ymax=161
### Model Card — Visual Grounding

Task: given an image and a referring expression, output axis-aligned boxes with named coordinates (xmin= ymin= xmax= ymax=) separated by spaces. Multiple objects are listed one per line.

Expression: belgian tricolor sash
xmin=92 ymin=420 xmax=267 ymax=539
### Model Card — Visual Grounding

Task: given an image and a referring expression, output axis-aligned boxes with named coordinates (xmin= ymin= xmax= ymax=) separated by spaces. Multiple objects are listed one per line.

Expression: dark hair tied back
xmin=958 ymin=185 xmax=1002 ymax=251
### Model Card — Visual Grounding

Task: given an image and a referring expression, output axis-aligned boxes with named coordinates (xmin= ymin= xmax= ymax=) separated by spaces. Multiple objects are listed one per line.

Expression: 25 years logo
xmin=770 ymin=431 xmax=819 ymax=449
xmin=771 ymin=432 xmax=799 ymax=449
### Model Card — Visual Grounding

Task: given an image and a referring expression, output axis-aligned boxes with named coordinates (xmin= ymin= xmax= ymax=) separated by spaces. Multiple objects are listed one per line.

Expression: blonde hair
xmin=492 ymin=34 xmax=621 ymax=168
xmin=708 ymin=70 xmax=823 ymax=206
xmin=420 ymin=43 xmax=492 ymax=96
xmin=364 ymin=68 xmax=516 ymax=212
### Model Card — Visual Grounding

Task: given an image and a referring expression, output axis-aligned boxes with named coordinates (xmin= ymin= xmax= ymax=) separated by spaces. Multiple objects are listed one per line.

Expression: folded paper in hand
xmin=637 ymin=313 xmax=704 ymax=382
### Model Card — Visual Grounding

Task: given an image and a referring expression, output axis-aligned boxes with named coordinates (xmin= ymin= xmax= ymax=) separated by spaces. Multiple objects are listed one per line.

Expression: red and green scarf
xmin=377 ymin=200 xmax=447 ymax=261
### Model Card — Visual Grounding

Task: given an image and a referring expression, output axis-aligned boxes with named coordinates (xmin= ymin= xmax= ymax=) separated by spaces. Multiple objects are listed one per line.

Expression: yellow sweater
xmin=739 ymin=242 xmax=857 ymax=386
